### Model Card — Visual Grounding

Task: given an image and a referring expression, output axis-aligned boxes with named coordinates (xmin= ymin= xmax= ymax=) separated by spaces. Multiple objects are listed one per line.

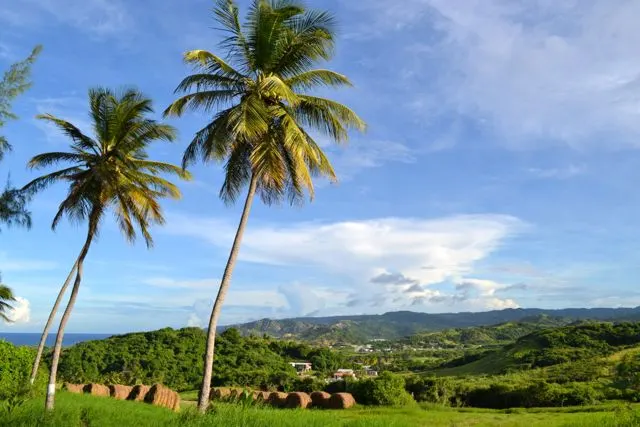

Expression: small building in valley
xmin=333 ymin=369 xmax=356 ymax=380
xmin=289 ymin=362 xmax=312 ymax=374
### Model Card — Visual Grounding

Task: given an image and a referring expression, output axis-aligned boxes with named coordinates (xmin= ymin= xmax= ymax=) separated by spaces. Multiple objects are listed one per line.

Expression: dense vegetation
xmin=0 ymin=341 xmax=46 ymax=400
xmin=439 ymin=322 xmax=640 ymax=374
xmin=55 ymin=328 xmax=345 ymax=392
xmin=6 ymin=320 xmax=640 ymax=415
xmin=8 ymin=321 xmax=634 ymax=410
xmin=231 ymin=308 xmax=640 ymax=343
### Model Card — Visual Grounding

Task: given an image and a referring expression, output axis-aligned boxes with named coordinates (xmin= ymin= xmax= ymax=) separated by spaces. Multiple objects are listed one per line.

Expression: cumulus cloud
xmin=352 ymin=0 xmax=640 ymax=148
xmin=168 ymin=213 xmax=522 ymax=283
xmin=370 ymin=272 xmax=419 ymax=286
xmin=5 ymin=297 xmax=31 ymax=324
xmin=186 ymin=312 xmax=202 ymax=328
xmin=166 ymin=213 xmax=525 ymax=314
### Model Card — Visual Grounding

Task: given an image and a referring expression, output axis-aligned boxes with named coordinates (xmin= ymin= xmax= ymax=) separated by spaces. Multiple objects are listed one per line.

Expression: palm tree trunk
xmin=197 ymin=173 xmax=258 ymax=413
xmin=45 ymin=213 xmax=98 ymax=411
xmin=29 ymin=261 xmax=78 ymax=385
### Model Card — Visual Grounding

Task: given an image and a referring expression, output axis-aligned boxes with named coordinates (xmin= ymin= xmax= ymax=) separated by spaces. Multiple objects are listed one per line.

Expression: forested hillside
xmin=55 ymin=328 xmax=345 ymax=392
xmin=7 ymin=320 xmax=640 ymax=410
xmin=231 ymin=308 xmax=640 ymax=342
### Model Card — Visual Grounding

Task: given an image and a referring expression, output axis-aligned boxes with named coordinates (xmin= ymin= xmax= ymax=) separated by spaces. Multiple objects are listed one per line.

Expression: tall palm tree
xmin=0 ymin=279 xmax=16 ymax=323
xmin=165 ymin=0 xmax=365 ymax=412
xmin=28 ymin=263 xmax=76 ymax=384
xmin=23 ymin=87 xmax=190 ymax=411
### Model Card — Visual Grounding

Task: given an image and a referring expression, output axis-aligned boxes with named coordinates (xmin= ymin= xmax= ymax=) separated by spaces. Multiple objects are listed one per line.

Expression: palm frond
xmin=174 ymin=73 xmax=245 ymax=93
xmin=182 ymin=107 xmax=237 ymax=168
xmin=285 ymin=69 xmax=352 ymax=91
xmin=164 ymin=90 xmax=238 ymax=117
xmin=21 ymin=166 xmax=84 ymax=195
xmin=27 ymin=152 xmax=89 ymax=169
xmin=258 ymin=74 xmax=300 ymax=106
xmin=271 ymin=9 xmax=336 ymax=76
xmin=213 ymin=0 xmax=253 ymax=72
xmin=220 ymin=142 xmax=252 ymax=204
xmin=0 ymin=283 xmax=15 ymax=322
xmin=36 ymin=114 xmax=98 ymax=154
xmin=184 ymin=50 xmax=248 ymax=81
xmin=295 ymin=95 xmax=366 ymax=141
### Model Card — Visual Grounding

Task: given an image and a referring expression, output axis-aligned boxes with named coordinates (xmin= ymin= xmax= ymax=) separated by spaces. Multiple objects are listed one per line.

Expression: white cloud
xmin=166 ymin=213 xmax=525 ymax=314
xmin=5 ymin=297 xmax=31 ymax=324
xmin=528 ymin=164 xmax=585 ymax=179
xmin=328 ymin=139 xmax=416 ymax=180
xmin=355 ymin=0 xmax=640 ymax=148
xmin=456 ymin=278 xmax=503 ymax=297
xmin=168 ymin=214 xmax=522 ymax=282
xmin=186 ymin=312 xmax=202 ymax=328
xmin=0 ymin=0 xmax=131 ymax=37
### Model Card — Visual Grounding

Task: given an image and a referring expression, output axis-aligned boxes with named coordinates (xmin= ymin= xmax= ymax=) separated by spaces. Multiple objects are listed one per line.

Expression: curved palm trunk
xmin=197 ymin=174 xmax=258 ymax=413
xmin=29 ymin=261 xmax=78 ymax=385
xmin=45 ymin=213 xmax=98 ymax=411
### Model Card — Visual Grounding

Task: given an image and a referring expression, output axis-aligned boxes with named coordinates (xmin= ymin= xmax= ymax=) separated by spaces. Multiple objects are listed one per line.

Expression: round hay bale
xmin=82 ymin=383 xmax=110 ymax=397
xmin=63 ymin=383 xmax=84 ymax=394
xmin=310 ymin=391 xmax=331 ymax=408
xmin=328 ymin=393 xmax=356 ymax=409
xmin=127 ymin=384 xmax=150 ymax=402
xmin=144 ymin=384 xmax=180 ymax=412
xmin=108 ymin=385 xmax=133 ymax=400
xmin=267 ymin=391 xmax=288 ymax=408
xmin=212 ymin=387 xmax=232 ymax=400
xmin=284 ymin=392 xmax=312 ymax=409
xmin=253 ymin=391 xmax=270 ymax=402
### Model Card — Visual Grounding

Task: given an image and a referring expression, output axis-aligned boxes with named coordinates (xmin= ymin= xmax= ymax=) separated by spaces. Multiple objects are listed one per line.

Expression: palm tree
xmin=0 ymin=279 xmax=16 ymax=323
xmin=23 ymin=87 xmax=191 ymax=410
xmin=165 ymin=0 xmax=365 ymax=412
xmin=28 ymin=263 xmax=76 ymax=384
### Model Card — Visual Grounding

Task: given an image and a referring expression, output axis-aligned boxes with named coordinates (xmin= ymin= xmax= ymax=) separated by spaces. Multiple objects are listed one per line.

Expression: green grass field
xmin=2 ymin=392 xmax=640 ymax=427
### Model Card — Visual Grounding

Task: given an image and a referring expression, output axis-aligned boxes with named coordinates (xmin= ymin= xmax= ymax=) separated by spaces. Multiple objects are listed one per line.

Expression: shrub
xmin=289 ymin=376 xmax=326 ymax=393
xmin=405 ymin=376 xmax=458 ymax=405
xmin=348 ymin=372 xmax=414 ymax=406
xmin=0 ymin=340 xmax=47 ymax=400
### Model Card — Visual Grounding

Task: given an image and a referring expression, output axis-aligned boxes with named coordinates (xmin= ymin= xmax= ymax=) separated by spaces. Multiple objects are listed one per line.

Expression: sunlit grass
xmin=2 ymin=392 xmax=639 ymax=427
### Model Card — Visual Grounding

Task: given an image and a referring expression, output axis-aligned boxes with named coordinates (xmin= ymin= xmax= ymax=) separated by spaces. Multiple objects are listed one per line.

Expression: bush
xmin=405 ymin=376 xmax=458 ymax=405
xmin=289 ymin=376 xmax=326 ymax=393
xmin=348 ymin=372 xmax=414 ymax=406
xmin=462 ymin=380 xmax=602 ymax=409
xmin=0 ymin=340 xmax=46 ymax=400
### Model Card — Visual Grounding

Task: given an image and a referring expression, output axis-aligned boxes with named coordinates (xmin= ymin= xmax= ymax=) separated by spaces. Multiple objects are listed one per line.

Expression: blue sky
xmin=2 ymin=0 xmax=640 ymax=333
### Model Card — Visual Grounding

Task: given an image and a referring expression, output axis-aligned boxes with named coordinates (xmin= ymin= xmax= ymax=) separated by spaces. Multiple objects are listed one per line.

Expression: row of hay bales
xmin=212 ymin=387 xmax=355 ymax=409
xmin=63 ymin=383 xmax=180 ymax=411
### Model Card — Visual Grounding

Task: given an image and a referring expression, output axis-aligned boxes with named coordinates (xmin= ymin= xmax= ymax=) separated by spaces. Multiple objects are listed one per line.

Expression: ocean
xmin=0 ymin=333 xmax=112 ymax=347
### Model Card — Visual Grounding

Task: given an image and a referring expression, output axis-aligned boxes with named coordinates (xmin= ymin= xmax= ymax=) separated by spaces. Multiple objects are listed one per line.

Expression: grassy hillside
xmin=400 ymin=316 xmax=570 ymax=348
xmin=231 ymin=308 xmax=640 ymax=343
xmin=433 ymin=322 xmax=640 ymax=376
xmin=2 ymin=392 xmax=638 ymax=427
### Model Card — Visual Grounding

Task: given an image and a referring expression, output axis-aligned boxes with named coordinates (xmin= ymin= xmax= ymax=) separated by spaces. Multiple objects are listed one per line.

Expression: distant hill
xmin=400 ymin=315 xmax=571 ymax=348
xmin=229 ymin=307 xmax=640 ymax=343
xmin=434 ymin=321 xmax=640 ymax=376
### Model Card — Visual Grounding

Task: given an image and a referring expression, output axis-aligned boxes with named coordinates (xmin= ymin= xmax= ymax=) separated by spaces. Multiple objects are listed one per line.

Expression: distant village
xmin=288 ymin=362 xmax=378 ymax=381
